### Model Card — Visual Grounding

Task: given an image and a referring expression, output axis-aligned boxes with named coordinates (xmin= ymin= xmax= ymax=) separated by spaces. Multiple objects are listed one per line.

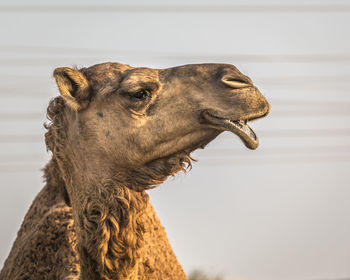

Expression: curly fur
xmin=0 ymin=94 xmax=188 ymax=280
xmin=42 ymin=96 xmax=189 ymax=279
xmin=0 ymin=161 xmax=80 ymax=280
xmin=77 ymin=184 xmax=148 ymax=280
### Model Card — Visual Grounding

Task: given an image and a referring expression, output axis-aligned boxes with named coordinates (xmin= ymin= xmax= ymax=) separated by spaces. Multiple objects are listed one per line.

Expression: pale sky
xmin=0 ymin=1 xmax=349 ymax=279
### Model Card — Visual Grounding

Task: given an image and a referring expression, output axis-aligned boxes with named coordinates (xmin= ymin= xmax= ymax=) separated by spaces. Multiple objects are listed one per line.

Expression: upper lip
xmin=203 ymin=109 xmax=268 ymax=123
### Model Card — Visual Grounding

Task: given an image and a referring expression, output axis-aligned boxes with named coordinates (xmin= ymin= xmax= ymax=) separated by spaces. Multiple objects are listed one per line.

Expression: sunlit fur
xmin=44 ymin=96 xmax=192 ymax=279
xmin=0 ymin=62 xmax=269 ymax=280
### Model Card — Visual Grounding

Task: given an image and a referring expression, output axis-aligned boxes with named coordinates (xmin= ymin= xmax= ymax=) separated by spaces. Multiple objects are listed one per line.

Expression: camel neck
xmin=49 ymin=158 xmax=149 ymax=280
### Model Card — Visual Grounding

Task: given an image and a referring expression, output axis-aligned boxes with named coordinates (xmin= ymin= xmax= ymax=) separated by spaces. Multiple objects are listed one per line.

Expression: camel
xmin=0 ymin=62 xmax=270 ymax=280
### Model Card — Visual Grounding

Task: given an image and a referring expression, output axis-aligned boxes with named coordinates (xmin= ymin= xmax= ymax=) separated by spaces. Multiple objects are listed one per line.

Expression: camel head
xmin=52 ymin=62 xmax=269 ymax=186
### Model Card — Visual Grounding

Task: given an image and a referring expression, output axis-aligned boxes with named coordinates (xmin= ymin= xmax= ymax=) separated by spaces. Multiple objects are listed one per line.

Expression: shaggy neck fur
xmin=44 ymin=97 xmax=191 ymax=280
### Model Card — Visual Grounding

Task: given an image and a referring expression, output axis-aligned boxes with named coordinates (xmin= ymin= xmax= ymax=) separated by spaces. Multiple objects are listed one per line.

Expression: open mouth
xmin=202 ymin=111 xmax=259 ymax=150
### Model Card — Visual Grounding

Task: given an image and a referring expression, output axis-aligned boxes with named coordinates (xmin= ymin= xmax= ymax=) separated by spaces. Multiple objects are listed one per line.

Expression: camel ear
xmin=53 ymin=67 xmax=91 ymax=111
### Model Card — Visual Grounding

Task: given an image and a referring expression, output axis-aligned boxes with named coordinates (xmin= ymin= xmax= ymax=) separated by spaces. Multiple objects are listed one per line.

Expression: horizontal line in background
xmin=271 ymin=99 xmax=350 ymax=108
xmin=2 ymin=146 xmax=350 ymax=163
xmin=1 ymin=55 xmax=350 ymax=65
xmin=0 ymin=4 xmax=350 ymax=13
xmin=0 ymin=154 xmax=48 ymax=162
xmin=271 ymin=110 xmax=350 ymax=116
xmin=199 ymin=154 xmax=350 ymax=165
xmin=0 ymin=112 xmax=45 ymax=120
xmin=203 ymin=145 xmax=350 ymax=156
xmin=0 ymin=90 xmax=54 ymax=96
xmin=261 ymin=128 xmax=350 ymax=137
xmin=258 ymin=76 xmax=350 ymax=83
xmin=0 ymin=135 xmax=42 ymax=142
xmin=1 ymin=128 xmax=350 ymax=143
xmin=2 ymin=45 xmax=350 ymax=64
xmin=0 ymin=58 xmax=96 ymax=66
xmin=1 ymin=154 xmax=349 ymax=173
xmin=0 ymin=45 xmax=113 ymax=55
xmin=235 ymin=128 xmax=350 ymax=138
xmin=0 ymin=166 xmax=41 ymax=173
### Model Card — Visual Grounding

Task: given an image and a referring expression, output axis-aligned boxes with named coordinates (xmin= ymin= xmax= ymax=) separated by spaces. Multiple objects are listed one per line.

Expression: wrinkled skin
xmin=0 ymin=62 xmax=269 ymax=280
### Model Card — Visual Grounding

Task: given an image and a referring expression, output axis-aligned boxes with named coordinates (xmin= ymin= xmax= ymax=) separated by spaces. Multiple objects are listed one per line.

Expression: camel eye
xmin=132 ymin=89 xmax=151 ymax=100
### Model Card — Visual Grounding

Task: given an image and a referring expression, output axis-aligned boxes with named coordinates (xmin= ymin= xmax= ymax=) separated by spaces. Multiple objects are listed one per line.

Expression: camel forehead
xmin=162 ymin=63 xmax=237 ymax=74
xmin=81 ymin=62 xmax=132 ymax=88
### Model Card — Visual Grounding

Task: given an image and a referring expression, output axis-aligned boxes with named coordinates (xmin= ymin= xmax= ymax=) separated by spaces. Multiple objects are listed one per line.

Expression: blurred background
xmin=0 ymin=1 xmax=349 ymax=279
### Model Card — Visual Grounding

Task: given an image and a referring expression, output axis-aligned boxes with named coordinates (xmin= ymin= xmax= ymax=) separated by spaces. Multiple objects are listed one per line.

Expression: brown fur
xmin=0 ymin=62 xmax=269 ymax=280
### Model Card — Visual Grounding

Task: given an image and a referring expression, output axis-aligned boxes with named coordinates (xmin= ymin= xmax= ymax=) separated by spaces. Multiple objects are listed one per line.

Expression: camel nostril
xmin=221 ymin=77 xmax=251 ymax=89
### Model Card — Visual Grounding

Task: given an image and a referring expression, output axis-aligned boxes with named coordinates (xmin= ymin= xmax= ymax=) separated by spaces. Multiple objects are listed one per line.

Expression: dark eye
xmin=132 ymin=89 xmax=151 ymax=100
